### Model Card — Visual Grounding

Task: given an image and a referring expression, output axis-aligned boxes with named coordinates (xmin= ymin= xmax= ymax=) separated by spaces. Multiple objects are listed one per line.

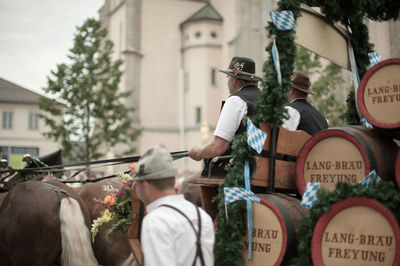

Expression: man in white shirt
xmin=180 ymin=57 xmax=299 ymax=205
xmin=132 ymin=145 xmax=215 ymax=266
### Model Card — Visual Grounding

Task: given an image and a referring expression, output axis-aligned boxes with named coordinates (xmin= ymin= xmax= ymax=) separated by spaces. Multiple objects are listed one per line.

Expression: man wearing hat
xmin=0 ymin=159 xmax=13 ymax=179
xmin=22 ymin=154 xmax=48 ymax=169
xmin=132 ymin=145 xmax=215 ymax=266
xmin=287 ymin=71 xmax=328 ymax=135
xmin=188 ymin=56 xmax=262 ymax=168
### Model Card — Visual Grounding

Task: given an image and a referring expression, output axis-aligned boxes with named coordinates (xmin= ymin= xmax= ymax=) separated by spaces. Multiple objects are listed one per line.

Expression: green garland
xmin=289 ymin=181 xmax=400 ymax=266
xmin=303 ymin=0 xmax=400 ymax=124
xmin=214 ymin=0 xmax=300 ymax=265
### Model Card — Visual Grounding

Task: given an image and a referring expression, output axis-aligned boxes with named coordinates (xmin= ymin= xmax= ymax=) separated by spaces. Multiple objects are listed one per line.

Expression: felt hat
xmin=132 ymin=145 xmax=178 ymax=181
xmin=289 ymin=72 xmax=315 ymax=95
xmin=219 ymin=56 xmax=262 ymax=82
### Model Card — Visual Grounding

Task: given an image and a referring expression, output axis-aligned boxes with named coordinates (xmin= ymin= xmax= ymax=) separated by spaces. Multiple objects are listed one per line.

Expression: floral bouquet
xmin=91 ymin=163 xmax=137 ymax=242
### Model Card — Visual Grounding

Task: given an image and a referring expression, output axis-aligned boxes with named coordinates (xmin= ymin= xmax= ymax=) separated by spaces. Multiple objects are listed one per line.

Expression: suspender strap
xmin=160 ymin=204 xmax=205 ymax=266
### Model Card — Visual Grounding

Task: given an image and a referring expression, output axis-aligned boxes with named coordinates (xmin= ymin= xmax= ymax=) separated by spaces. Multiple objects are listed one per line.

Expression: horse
xmin=0 ymin=180 xmax=98 ymax=266
xmin=76 ymin=179 xmax=135 ymax=266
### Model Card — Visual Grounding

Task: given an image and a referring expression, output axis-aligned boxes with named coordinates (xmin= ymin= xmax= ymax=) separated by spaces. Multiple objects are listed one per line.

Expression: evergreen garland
xmin=303 ymin=0 xmax=400 ymax=124
xmin=214 ymin=0 xmax=300 ymax=265
xmin=289 ymin=181 xmax=400 ymax=266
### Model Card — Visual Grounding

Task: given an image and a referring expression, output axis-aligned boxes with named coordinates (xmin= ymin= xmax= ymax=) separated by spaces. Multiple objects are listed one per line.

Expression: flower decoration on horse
xmin=91 ymin=163 xmax=137 ymax=242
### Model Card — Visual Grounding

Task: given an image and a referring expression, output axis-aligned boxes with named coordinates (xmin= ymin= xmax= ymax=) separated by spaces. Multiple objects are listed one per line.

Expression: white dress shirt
xmin=141 ymin=194 xmax=215 ymax=266
xmin=214 ymin=96 xmax=301 ymax=142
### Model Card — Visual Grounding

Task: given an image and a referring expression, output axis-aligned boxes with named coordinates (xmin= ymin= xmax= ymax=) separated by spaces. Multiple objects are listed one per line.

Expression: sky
xmin=0 ymin=0 xmax=104 ymax=95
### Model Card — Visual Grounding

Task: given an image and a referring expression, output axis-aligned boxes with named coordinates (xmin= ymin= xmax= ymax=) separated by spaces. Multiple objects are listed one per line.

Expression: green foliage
xmin=214 ymin=133 xmax=255 ymax=266
xmin=302 ymin=0 xmax=394 ymax=125
xmin=214 ymin=0 xmax=301 ymax=264
xmin=295 ymin=47 xmax=347 ymax=126
xmin=105 ymin=182 xmax=135 ymax=238
xmin=39 ymin=18 xmax=141 ymax=162
xmin=289 ymin=181 xmax=400 ymax=266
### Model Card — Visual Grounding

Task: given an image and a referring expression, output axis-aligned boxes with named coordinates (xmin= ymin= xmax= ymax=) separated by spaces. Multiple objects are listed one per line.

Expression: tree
xmin=294 ymin=47 xmax=348 ymax=126
xmin=39 ymin=18 xmax=140 ymax=162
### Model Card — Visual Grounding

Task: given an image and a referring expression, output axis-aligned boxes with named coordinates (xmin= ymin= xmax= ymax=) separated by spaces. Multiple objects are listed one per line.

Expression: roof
xmin=0 ymin=77 xmax=44 ymax=104
xmin=180 ymin=3 xmax=223 ymax=28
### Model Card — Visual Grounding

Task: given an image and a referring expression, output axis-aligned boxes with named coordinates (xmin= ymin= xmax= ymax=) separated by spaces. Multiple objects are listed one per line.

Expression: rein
xmin=0 ymin=151 xmax=189 ymax=185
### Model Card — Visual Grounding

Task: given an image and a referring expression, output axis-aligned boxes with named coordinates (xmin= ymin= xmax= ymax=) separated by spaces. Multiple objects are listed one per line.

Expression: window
xmin=29 ymin=113 xmax=39 ymax=130
xmin=195 ymin=107 xmax=202 ymax=125
xmin=210 ymin=31 xmax=217 ymax=38
xmin=195 ymin=31 xmax=201 ymax=38
xmin=11 ymin=147 xmax=38 ymax=156
xmin=0 ymin=146 xmax=8 ymax=160
xmin=2 ymin=112 xmax=13 ymax=129
xmin=211 ymin=68 xmax=218 ymax=87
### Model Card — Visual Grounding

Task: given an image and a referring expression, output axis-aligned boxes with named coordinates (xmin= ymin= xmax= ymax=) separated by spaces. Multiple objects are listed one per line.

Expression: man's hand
xmin=188 ymin=136 xmax=230 ymax=161
xmin=189 ymin=145 xmax=203 ymax=161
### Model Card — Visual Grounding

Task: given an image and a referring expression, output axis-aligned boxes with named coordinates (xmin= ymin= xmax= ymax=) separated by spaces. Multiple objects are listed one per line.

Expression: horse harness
xmin=44 ymin=183 xmax=71 ymax=202
xmin=159 ymin=204 xmax=205 ymax=266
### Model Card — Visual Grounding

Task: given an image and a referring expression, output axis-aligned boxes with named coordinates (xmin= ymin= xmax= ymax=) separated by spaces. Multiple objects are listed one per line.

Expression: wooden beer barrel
xmin=241 ymin=193 xmax=309 ymax=265
xmin=311 ymin=197 xmax=400 ymax=266
xmin=296 ymin=126 xmax=398 ymax=195
xmin=357 ymin=58 xmax=400 ymax=137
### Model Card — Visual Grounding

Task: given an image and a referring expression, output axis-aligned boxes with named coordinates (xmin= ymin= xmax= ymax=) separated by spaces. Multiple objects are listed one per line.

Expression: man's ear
xmin=143 ymin=180 xmax=152 ymax=193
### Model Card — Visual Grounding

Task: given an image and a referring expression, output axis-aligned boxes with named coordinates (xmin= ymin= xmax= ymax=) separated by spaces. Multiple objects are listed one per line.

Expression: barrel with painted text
xmin=296 ymin=126 xmax=398 ymax=195
xmin=240 ymin=193 xmax=309 ymax=265
xmin=357 ymin=58 xmax=400 ymax=138
xmin=311 ymin=197 xmax=400 ymax=266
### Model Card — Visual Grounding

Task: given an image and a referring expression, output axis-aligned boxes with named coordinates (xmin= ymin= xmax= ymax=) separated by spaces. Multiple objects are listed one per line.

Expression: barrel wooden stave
xmin=296 ymin=126 xmax=398 ymax=195
xmin=241 ymin=193 xmax=309 ymax=265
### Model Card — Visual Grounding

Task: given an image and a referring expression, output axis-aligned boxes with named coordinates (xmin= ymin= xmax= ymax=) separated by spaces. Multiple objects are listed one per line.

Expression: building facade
xmin=0 ymin=78 xmax=61 ymax=168
xmin=98 ymin=0 xmax=399 ymax=173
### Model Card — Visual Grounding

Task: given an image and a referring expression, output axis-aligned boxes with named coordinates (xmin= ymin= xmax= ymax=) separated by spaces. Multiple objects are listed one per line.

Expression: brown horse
xmin=0 ymin=180 xmax=98 ymax=266
xmin=76 ymin=179 xmax=135 ymax=266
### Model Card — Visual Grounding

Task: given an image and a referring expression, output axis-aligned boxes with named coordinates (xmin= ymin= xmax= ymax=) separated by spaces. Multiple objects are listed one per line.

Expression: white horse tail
xmin=59 ymin=197 xmax=99 ymax=266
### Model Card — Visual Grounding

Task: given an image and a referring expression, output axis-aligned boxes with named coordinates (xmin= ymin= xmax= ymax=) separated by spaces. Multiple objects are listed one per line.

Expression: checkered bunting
xmin=358 ymin=170 xmax=382 ymax=189
xmin=368 ymin=52 xmax=381 ymax=66
xmin=269 ymin=10 xmax=296 ymax=31
xmin=301 ymin=182 xmax=320 ymax=208
xmin=247 ymin=119 xmax=267 ymax=154
xmin=224 ymin=187 xmax=260 ymax=205
xmin=362 ymin=118 xmax=373 ymax=129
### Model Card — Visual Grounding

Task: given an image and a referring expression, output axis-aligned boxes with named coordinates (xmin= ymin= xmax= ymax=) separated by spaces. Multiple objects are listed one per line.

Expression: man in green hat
xmin=132 ymin=145 xmax=215 ymax=266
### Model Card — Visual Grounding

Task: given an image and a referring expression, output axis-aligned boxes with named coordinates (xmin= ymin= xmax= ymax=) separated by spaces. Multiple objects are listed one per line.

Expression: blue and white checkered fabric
xmin=247 ymin=119 xmax=267 ymax=154
xmin=362 ymin=118 xmax=373 ymax=129
xmin=358 ymin=170 xmax=382 ymax=189
xmin=224 ymin=187 xmax=260 ymax=205
xmin=301 ymin=182 xmax=320 ymax=208
xmin=368 ymin=52 xmax=381 ymax=66
xmin=269 ymin=10 xmax=296 ymax=31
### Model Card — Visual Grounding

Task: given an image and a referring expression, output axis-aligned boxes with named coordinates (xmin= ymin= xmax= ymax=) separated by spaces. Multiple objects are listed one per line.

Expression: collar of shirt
xmin=289 ymin=97 xmax=307 ymax=104
xmin=146 ymin=194 xmax=185 ymax=213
